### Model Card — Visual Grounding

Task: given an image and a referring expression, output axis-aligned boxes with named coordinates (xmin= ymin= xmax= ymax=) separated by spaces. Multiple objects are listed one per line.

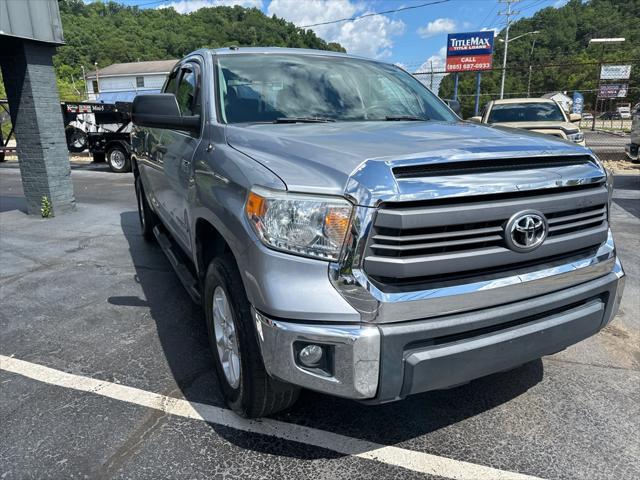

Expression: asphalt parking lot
xmin=1 ymin=166 xmax=639 ymax=479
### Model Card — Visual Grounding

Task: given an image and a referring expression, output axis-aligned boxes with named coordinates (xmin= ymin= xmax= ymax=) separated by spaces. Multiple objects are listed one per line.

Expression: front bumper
xmin=254 ymin=259 xmax=624 ymax=403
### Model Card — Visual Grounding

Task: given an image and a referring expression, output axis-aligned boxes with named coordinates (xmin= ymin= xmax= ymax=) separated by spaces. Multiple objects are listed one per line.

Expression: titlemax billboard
xmin=446 ymin=31 xmax=494 ymax=72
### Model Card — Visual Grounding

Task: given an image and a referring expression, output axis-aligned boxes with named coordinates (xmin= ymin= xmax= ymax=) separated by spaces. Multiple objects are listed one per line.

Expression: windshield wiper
xmin=385 ymin=115 xmax=428 ymax=121
xmin=274 ymin=116 xmax=336 ymax=123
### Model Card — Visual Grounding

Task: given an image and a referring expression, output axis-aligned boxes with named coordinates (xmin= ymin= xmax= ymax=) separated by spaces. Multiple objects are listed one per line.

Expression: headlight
xmin=245 ymin=187 xmax=353 ymax=261
xmin=568 ymin=132 xmax=584 ymax=143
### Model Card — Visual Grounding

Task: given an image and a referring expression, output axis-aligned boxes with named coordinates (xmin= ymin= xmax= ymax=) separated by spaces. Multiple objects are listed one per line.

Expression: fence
xmin=412 ymin=59 xmax=639 ymax=125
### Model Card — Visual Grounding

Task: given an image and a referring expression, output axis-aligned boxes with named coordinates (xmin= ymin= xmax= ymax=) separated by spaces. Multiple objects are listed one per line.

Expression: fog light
xmin=299 ymin=344 xmax=324 ymax=367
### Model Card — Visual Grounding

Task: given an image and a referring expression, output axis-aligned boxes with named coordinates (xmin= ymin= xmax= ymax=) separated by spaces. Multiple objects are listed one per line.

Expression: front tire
xmin=204 ymin=254 xmax=300 ymax=418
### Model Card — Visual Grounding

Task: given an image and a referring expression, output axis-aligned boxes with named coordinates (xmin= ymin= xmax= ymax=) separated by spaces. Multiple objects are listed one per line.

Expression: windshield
xmin=215 ymin=54 xmax=456 ymax=123
xmin=488 ymin=102 xmax=566 ymax=123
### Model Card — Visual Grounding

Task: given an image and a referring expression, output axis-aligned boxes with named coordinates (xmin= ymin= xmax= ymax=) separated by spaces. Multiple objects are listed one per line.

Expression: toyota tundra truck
xmin=130 ymin=48 xmax=625 ymax=418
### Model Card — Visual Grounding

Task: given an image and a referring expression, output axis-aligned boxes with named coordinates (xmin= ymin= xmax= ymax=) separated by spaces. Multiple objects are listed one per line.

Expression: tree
xmin=439 ymin=0 xmax=639 ymax=118
xmin=54 ymin=0 xmax=346 ymax=93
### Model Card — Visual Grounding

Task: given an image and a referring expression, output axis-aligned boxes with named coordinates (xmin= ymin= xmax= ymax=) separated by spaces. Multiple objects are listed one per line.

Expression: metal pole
xmin=592 ymin=44 xmax=604 ymax=131
xmin=499 ymin=0 xmax=517 ymax=99
xmin=526 ymin=37 xmax=537 ymax=98
xmin=474 ymin=72 xmax=482 ymax=116
xmin=453 ymin=73 xmax=459 ymax=101
xmin=94 ymin=62 xmax=100 ymax=100
xmin=80 ymin=66 xmax=88 ymax=101
xmin=430 ymin=60 xmax=434 ymax=90
xmin=499 ymin=25 xmax=510 ymax=99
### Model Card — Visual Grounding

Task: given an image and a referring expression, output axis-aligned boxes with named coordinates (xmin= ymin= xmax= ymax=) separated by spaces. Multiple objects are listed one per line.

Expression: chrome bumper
xmin=254 ymin=259 xmax=624 ymax=402
xmin=331 ymin=223 xmax=619 ymax=323
xmin=253 ymin=309 xmax=380 ymax=399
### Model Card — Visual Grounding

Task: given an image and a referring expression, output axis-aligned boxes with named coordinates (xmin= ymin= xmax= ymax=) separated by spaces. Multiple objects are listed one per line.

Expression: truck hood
xmin=225 ymin=120 xmax=601 ymax=205
xmin=491 ymin=121 xmax=580 ymax=134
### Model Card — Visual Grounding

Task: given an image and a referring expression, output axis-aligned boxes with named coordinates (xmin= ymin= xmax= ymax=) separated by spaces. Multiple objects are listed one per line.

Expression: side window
xmin=163 ymin=69 xmax=180 ymax=94
xmin=175 ymin=64 xmax=200 ymax=117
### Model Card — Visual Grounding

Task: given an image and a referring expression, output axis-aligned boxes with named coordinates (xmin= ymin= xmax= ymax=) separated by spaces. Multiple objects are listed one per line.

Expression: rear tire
xmin=135 ymin=176 xmax=158 ymax=242
xmin=65 ymin=126 xmax=87 ymax=153
xmin=204 ymin=254 xmax=300 ymax=418
xmin=107 ymin=145 xmax=131 ymax=173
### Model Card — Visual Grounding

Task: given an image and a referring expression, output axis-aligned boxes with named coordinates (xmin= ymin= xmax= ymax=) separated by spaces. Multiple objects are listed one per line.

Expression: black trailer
xmin=61 ymin=101 xmax=133 ymax=173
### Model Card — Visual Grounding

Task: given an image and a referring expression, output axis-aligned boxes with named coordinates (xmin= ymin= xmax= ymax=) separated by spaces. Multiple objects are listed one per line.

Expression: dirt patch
xmin=603 ymin=322 xmax=631 ymax=340
xmin=602 ymin=158 xmax=640 ymax=174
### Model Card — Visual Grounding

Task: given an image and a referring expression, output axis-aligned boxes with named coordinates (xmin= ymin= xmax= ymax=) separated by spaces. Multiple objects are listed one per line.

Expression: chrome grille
xmin=364 ymin=184 xmax=609 ymax=284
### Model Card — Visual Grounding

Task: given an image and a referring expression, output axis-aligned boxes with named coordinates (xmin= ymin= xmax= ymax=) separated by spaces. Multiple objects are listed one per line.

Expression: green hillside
xmin=439 ymin=0 xmax=640 ymax=117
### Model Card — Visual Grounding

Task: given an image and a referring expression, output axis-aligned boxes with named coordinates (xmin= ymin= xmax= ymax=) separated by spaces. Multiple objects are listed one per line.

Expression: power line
xmin=299 ymin=0 xmax=450 ymax=28
xmin=479 ymin=3 xmax=499 ymax=30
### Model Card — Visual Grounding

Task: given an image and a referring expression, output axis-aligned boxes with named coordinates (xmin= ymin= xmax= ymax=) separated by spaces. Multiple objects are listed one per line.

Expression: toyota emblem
xmin=505 ymin=211 xmax=548 ymax=253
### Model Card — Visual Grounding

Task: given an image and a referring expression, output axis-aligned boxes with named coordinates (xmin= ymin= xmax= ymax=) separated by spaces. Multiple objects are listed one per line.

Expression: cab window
xmin=163 ymin=69 xmax=180 ymax=95
xmin=175 ymin=65 xmax=200 ymax=117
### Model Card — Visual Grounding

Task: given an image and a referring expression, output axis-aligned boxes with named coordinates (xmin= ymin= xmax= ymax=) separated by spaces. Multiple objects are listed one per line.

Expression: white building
xmin=85 ymin=59 xmax=178 ymax=103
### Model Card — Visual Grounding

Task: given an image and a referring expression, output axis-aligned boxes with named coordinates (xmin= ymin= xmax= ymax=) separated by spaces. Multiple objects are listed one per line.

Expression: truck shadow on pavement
xmin=114 ymin=210 xmax=543 ymax=459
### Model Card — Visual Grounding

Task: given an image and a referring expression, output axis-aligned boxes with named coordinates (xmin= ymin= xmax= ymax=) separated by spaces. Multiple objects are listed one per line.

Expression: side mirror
xmin=444 ymin=99 xmax=461 ymax=116
xmin=469 ymin=116 xmax=482 ymax=123
xmin=132 ymin=94 xmax=200 ymax=133
xmin=569 ymin=113 xmax=582 ymax=122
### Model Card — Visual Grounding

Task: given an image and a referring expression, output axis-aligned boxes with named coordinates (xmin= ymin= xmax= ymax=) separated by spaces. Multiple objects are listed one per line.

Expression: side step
xmin=153 ymin=225 xmax=202 ymax=304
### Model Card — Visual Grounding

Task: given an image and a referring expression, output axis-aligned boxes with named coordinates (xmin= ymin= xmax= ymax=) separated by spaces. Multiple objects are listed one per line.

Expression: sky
xmin=103 ymin=0 xmax=568 ymax=74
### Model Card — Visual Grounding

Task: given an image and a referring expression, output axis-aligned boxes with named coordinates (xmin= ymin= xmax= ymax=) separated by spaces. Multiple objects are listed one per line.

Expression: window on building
xmin=136 ymin=76 xmax=144 ymax=88
xmin=92 ymin=80 xmax=99 ymax=93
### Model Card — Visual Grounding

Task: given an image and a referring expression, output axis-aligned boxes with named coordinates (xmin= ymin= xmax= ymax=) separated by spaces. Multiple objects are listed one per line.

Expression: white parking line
xmin=1 ymin=354 xmax=543 ymax=480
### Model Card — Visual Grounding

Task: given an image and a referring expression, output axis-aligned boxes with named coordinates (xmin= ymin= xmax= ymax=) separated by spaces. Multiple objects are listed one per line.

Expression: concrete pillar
xmin=0 ymin=37 xmax=75 ymax=215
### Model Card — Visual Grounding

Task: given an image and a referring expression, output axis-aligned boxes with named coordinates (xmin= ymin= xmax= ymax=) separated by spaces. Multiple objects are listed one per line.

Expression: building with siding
xmin=85 ymin=59 xmax=178 ymax=103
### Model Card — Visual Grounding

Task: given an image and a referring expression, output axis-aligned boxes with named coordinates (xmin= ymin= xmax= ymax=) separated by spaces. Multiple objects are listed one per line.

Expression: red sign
xmin=446 ymin=54 xmax=493 ymax=72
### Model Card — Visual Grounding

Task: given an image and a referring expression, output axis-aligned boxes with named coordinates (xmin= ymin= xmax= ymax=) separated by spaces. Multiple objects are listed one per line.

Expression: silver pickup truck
xmin=130 ymin=47 xmax=625 ymax=418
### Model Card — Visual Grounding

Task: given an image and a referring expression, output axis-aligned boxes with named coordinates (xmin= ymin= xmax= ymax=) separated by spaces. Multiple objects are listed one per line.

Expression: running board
xmin=153 ymin=225 xmax=202 ymax=304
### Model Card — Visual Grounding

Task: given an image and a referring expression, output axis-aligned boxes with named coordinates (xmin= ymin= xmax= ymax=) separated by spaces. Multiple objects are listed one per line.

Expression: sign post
xmin=453 ymin=73 xmax=459 ymax=100
xmin=474 ymin=72 xmax=482 ymax=116
xmin=445 ymin=31 xmax=494 ymax=117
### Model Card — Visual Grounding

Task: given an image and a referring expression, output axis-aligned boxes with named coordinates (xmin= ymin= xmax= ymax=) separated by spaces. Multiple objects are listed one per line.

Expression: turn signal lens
xmin=246 ymin=191 xmax=267 ymax=220
xmin=245 ymin=187 xmax=353 ymax=261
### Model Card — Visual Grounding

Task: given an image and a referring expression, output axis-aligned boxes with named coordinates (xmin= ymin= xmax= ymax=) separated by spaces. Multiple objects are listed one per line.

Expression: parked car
xmin=470 ymin=98 xmax=586 ymax=146
xmin=581 ymin=112 xmax=594 ymax=122
xmin=617 ymin=104 xmax=631 ymax=119
xmin=598 ymin=111 xmax=622 ymax=120
xmin=131 ymin=48 xmax=625 ymax=418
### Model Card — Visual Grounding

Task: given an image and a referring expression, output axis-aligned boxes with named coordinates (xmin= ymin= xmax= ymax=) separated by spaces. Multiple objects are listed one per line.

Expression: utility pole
xmin=498 ymin=0 xmax=519 ymax=99
xmin=80 ymin=65 xmax=88 ymax=100
xmin=430 ymin=60 xmax=434 ymax=90
xmin=526 ymin=36 xmax=538 ymax=97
